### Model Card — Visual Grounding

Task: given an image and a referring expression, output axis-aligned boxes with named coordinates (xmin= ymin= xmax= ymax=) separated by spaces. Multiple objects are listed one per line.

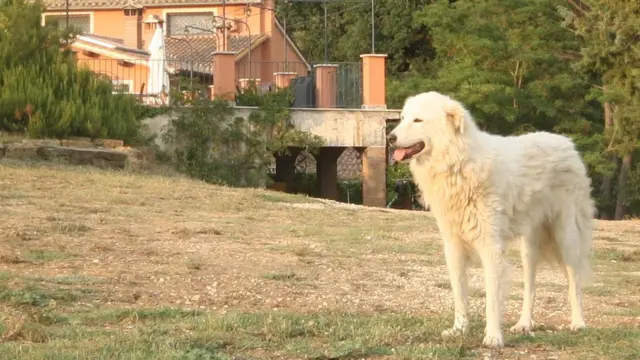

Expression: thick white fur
xmin=389 ymin=92 xmax=595 ymax=348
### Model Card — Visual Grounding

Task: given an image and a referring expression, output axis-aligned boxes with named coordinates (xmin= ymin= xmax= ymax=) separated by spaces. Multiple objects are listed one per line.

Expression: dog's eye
xmin=413 ymin=118 xmax=424 ymax=123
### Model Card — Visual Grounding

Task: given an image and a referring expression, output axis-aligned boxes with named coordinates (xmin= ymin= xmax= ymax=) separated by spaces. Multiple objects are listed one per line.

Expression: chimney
xmin=214 ymin=17 xmax=236 ymax=52
xmin=261 ymin=0 xmax=274 ymax=35
xmin=142 ymin=14 xmax=164 ymax=50
xmin=122 ymin=4 xmax=144 ymax=49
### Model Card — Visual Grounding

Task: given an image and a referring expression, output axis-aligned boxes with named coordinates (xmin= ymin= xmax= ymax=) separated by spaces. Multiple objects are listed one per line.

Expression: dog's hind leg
xmin=440 ymin=239 xmax=470 ymax=340
xmin=553 ymin=207 xmax=587 ymax=330
xmin=510 ymin=233 xmax=541 ymax=336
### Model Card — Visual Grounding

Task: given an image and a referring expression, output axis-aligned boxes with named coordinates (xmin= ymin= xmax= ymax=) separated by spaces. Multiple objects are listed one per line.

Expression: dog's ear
xmin=444 ymin=100 xmax=465 ymax=134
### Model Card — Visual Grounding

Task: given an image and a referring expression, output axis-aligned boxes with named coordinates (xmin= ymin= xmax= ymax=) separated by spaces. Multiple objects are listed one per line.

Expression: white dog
xmin=388 ymin=92 xmax=595 ymax=348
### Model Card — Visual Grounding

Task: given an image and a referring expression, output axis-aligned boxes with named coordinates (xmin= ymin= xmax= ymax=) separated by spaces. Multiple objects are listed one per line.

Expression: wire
xmin=226 ymin=0 xmax=370 ymax=31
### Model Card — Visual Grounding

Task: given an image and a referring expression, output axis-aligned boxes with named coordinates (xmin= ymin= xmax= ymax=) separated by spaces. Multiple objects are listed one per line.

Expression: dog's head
xmin=387 ymin=91 xmax=470 ymax=163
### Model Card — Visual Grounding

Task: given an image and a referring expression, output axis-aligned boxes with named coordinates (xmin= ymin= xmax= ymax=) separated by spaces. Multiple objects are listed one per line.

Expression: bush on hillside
xmin=0 ymin=0 xmax=141 ymax=143
xmin=161 ymin=89 xmax=325 ymax=187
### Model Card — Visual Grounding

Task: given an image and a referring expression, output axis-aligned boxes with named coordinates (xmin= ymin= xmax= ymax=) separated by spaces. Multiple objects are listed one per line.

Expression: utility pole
xmin=324 ymin=0 xmax=328 ymax=63
xmin=290 ymin=0 xmax=359 ymax=63
xmin=284 ymin=0 xmax=288 ymax=69
xmin=65 ymin=0 xmax=70 ymax=45
xmin=371 ymin=0 xmax=374 ymax=53
xmin=222 ymin=0 xmax=227 ymax=51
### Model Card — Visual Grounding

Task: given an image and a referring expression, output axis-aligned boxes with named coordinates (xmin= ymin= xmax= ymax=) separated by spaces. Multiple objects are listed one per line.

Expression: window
xmin=112 ymin=80 xmax=133 ymax=94
xmin=44 ymin=14 xmax=91 ymax=34
xmin=124 ymin=8 xmax=143 ymax=17
xmin=166 ymin=12 xmax=213 ymax=36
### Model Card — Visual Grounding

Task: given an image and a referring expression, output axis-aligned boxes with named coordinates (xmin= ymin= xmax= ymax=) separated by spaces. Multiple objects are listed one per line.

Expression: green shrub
xmin=0 ymin=60 xmax=139 ymax=142
xmin=338 ymin=179 xmax=363 ymax=204
xmin=0 ymin=0 xmax=141 ymax=143
xmin=161 ymin=89 xmax=324 ymax=187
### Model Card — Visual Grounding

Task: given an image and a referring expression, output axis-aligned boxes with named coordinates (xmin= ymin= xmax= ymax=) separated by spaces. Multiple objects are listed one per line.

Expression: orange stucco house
xmin=40 ymin=0 xmax=311 ymax=98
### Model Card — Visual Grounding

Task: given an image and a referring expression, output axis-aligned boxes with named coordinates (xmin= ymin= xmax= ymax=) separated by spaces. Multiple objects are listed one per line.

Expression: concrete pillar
xmin=361 ymin=146 xmax=387 ymax=207
xmin=274 ymin=72 xmax=297 ymax=88
xmin=360 ymin=54 xmax=388 ymax=110
xmin=274 ymin=147 xmax=301 ymax=193
xmin=314 ymin=64 xmax=338 ymax=108
xmin=315 ymin=147 xmax=345 ymax=201
xmin=212 ymin=51 xmax=237 ymax=100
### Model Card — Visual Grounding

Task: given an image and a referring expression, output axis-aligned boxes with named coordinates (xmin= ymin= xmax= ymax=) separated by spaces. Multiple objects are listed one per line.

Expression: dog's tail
xmin=575 ymin=183 xmax=596 ymax=287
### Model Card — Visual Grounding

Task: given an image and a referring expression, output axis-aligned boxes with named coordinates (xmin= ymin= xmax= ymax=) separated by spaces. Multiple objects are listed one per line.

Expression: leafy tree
xmin=560 ymin=0 xmax=640 ymax=219
xmin=280 ymin=0 xmax=640 ymax=217
xmin=278 ymin=0 xmax=436 ymax=75
xmin=405 ymin=0 xmax=597 ymax=133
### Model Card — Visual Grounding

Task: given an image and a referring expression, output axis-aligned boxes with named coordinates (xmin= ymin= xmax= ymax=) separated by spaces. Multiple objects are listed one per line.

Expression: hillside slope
xmin=1 ymin=161 xmax=639 ymax=359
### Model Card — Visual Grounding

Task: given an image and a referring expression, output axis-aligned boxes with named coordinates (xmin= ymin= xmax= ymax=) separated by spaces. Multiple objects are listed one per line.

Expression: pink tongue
xmin=393 ymin=149 xmax=408 ymax=161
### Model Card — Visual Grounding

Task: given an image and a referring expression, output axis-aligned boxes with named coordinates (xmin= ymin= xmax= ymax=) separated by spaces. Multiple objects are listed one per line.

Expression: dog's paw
xmin=482 ymin=334 xmax=504 ymax=348
xmin=510 ymin=321 xmax=535 ymax=336
xmin=441 ymin=326 xmax=469 ymax=340
xmin=569 ymin=321 xmax=587 ymax=331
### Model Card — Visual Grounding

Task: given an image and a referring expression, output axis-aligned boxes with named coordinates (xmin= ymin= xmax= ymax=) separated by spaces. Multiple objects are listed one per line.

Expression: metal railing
xmin=75 ymin=58 xmax=214 ymax=104
xmin=74 ymin=58 xmax=364 ymax=108
xmin=333 ymin=62 xmax=363 ymax=109
xmin=236 ymin=61 xmax=363 ymax=109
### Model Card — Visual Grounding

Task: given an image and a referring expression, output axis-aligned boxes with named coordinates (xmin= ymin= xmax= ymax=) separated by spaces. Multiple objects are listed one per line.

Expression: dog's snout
xmin=387 ymin=133 xmax=397 ymax=145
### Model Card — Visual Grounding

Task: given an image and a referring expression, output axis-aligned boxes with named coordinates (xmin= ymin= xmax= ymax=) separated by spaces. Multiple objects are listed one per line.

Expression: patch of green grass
xmin=606 ymin=306 xmax=640 ymax=317
xmin=595 ymin=248 xmax=640 ymax=263
xmin=511 ymin=327 xmax=640 ymax=359
xmin=78 ymin=307 xmax=204 ymax=326
xmin=0 ymin=305 xmax=639 ymax=359
xmin=584 ymin=285 xmax=615 ymax=297
xmin=21 ymin=249 xmax=73 ymax=263
xmin=383 ymin=242 xmax=439 ymax=256
xmin=186 ymin=257 xmax=205 ymax=270
xmin=291 ymin=244 xmax=320 ymax=257
xmin=0 ymin=309 xmax=477 ymax=359
xmin=256 ymin=192 xmax=313 ymax=204
xmin=264 ymin=244 xmax=287 ymax=252
xmin=3 ymin=308 xmax=638 ymax=359
xmin=469 ymin=288 xmax=486 ymax=299
xmin=0 ymin=283 xmax=83 ymax=308
xmin=263 ymin=272 xmax=302 ymax=282
xmin=53 ymin=221 xmax=92 ymax=234
xmin=26 ymin=275 xmax=107 ymax=286
xmin=0 ymin=271 xmax=12 ymax=282
xmin=174 ymin=311 xmax=475 ymax=358
xmin=599 ymin=235 xmax=623 ymax=243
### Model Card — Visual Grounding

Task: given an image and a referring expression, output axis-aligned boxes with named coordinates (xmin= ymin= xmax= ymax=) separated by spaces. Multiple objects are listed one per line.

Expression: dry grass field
xmin=1 ymin=159 xmax=639 ymax=359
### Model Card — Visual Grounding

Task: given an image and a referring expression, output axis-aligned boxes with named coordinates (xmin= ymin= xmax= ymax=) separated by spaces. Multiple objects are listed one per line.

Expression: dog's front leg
xmin=476 ymin=242 xmax=509 ymax=348
xmin=441 ymin=239 xmax=470 ymax=339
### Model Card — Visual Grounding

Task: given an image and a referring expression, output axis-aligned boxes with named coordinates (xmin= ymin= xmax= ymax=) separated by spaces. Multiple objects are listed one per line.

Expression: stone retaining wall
xmin=0 ymin=138 xmax=150 ymax=169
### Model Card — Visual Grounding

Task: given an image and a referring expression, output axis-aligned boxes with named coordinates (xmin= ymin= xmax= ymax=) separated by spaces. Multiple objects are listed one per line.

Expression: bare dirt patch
xmin=0 ymin=161 xmax=639 ymax=359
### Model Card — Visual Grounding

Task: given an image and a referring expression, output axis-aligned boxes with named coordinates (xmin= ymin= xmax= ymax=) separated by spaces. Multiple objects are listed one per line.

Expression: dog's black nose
xmin=387 ymin=133 xmax=397 ymax=145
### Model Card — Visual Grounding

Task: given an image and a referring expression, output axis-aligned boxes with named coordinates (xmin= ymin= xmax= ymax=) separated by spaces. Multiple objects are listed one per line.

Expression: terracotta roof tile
xmin=76 ymin=33 xmax=266 ymax=75
xmin=43 ymin=0 xmax=260 ymax=10
xmin=165 ymin=34 xmax=265 ymax=62
xmin=87 ymin=34 xmax=125 ymax=44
